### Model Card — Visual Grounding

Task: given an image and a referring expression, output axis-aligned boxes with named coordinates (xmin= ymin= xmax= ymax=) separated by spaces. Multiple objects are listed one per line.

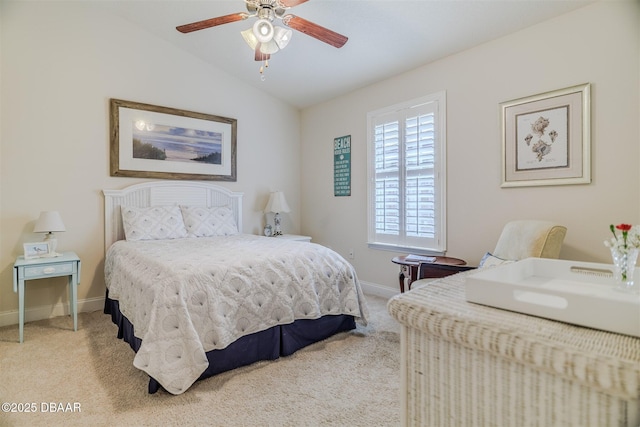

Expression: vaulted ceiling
xmin=101 ymin=0 xmax=594 ymax=108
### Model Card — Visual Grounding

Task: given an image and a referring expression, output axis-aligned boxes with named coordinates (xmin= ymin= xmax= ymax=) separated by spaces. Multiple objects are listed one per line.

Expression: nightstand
xmin=276 ymin=234 xmax=312 ymax=242
xmin=13 ymin=251 xmax=81 ymax=343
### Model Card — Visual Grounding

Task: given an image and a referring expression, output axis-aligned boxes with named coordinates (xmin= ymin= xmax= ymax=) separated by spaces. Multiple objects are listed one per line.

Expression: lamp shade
xmin=243 ymin=26 xmax=291 ymax=54
xmin=33 ymin=211 xmax=66 ymax=233
xmin=253 ymin=19 xmax=274 ymax=44
xmin=241 ymin=28 xmax=258 ymax=50
xmin=273 ymin=26 xmax=292 ymax=50
xmin=264 ymin=191 xmax=291 ymax=214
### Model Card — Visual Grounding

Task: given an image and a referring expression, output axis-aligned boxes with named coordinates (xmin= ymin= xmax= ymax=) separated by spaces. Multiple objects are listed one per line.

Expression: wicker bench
xmin=388 ymin=271 xmax=640 ymax=426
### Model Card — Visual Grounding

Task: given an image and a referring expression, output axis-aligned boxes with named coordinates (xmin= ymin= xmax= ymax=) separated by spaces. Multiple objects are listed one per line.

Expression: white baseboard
xmin=0 ymin=297 xmax=106 ymax=328
xmin=360 ymin=280 xmax=398 ymax=300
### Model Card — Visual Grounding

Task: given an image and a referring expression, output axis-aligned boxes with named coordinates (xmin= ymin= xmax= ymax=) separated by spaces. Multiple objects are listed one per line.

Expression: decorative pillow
xmin=180 ymin=205 xmax=238 ymax=237
xmin=121 ymin=205 xmax=187 ymax=241
xmin=478 ymin=252 xmax=515 ymax=269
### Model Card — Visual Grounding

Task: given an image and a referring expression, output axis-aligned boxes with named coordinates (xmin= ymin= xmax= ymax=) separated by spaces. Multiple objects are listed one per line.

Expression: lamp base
xmin=43 ymin=233 xmax=61 ymax=257
xmin=273 ymin=213 xmax=283 ymax=236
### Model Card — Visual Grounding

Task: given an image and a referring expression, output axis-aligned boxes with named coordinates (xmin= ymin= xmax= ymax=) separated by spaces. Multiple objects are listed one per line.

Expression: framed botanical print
xmin=501 ymin=83 xmax=591 ymax=187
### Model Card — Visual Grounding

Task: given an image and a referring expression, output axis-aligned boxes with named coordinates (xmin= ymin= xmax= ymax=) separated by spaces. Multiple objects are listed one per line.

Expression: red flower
xmin=610 ymin=224 xmax=633 ymax=249
xmin=616 ymin=224 xmax=632 ymax=232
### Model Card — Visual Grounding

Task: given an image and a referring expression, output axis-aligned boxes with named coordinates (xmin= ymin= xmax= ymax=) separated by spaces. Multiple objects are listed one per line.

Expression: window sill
xmin=367 ymin=242 xmax=444 ymax=257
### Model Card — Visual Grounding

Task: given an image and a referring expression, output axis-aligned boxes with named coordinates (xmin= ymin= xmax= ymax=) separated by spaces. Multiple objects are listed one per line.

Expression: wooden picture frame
xmin=24 ymin=242 xmax=51 ymax=259
xmin=501 ymin=83 xmax=590 ymax=188
xmin=110 ymin=99 xmax=237 ymax=181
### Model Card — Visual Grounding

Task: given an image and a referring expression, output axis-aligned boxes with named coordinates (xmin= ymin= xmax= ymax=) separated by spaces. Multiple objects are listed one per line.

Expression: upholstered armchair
xmin=416 ymin=220 xmax=567 ymax=283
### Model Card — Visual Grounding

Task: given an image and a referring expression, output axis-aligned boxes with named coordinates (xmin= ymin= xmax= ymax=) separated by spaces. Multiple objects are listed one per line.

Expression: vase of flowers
xmin=604 ymin=224 xmax=640 ymax=292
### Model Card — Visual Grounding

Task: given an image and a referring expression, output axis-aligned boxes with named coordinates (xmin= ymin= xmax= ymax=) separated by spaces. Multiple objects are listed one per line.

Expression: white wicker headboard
xmin=103 ymin=181 xmax=243 ymax=253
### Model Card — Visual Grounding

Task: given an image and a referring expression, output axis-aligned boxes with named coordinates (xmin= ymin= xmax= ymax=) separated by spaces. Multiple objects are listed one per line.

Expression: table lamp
xmin=33 ymin=211 xmax=66 ymax=256
xmin=264 ymin=191 xmax=290 ymax=236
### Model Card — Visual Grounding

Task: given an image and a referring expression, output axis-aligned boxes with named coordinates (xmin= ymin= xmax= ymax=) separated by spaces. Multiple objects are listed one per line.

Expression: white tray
xmin=465 ymin=258 xmax=640 ymax=337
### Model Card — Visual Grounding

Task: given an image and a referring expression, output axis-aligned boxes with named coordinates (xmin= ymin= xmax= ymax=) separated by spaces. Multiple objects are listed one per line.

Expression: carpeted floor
xmin=0 ymin=294 xmax=400 ymax=426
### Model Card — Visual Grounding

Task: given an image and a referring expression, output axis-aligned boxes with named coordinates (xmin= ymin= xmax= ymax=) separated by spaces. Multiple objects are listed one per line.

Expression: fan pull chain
xmin=259 ymin=59 xmax=269 ymax=81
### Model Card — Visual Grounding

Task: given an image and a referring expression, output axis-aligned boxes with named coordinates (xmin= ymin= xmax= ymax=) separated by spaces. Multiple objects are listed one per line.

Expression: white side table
xmin=13 ymin=251 xmax=81 ymax=343
xmin=276 ymin=234 xmax=312 ymax=242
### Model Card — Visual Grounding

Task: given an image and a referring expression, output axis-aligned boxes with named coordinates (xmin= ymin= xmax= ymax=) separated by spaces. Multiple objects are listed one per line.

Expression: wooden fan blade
xmin=176 ymin=13 xmax=248 ymax=33
xmin=255 ymin=45 xmax=271 ymax=61
xmin=278 ymin=0 xmax=309 ymax=7
xmin=282 ymin=15 xmax=348 ymax=48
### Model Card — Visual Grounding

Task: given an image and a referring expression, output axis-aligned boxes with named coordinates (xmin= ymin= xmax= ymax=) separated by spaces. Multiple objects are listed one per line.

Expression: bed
xmin=103 ymin=181 xmax=368 ymax=395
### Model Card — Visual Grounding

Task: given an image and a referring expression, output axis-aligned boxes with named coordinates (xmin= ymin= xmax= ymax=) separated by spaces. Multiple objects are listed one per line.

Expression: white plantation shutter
xmin=367 ymin=92 xmax=446 ymax=253
xmin=374 ymin=120 xmax=400 ymax=237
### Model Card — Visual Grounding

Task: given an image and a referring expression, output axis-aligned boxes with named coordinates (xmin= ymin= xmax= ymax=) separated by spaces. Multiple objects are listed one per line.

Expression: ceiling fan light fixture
xmin=253 ymin=19 xmax=275 ymax=43
xmin=273 ymin=26 xmax=293 ymax=50
xmin=259 ymin=39 xmax=280 ymax=55
xmin=241 ymin=28 xmax=258 ymax=50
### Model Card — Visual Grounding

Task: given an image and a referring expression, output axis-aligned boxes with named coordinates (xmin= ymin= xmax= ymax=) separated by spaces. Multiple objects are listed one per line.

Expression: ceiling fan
xmin=176 ymin=0 xmax=348 ymax=78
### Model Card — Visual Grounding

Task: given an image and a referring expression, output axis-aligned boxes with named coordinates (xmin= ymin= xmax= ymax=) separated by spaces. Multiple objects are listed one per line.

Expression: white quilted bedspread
xmin=104 ymin=234 xmax=369 ymax=394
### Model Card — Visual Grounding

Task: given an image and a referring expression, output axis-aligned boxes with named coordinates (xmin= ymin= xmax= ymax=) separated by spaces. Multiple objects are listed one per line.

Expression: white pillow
xmin=121 ymin=205 xmax=187 ymax=241
xmin=478 ymin=252 xmax=515 ymax=269
xmin=180 ymin=205 xmax=238 ymax=237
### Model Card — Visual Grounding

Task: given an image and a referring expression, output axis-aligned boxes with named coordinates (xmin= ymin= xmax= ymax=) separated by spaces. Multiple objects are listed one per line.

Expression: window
xmin=367 ymin=92 xmax=446 ymax=254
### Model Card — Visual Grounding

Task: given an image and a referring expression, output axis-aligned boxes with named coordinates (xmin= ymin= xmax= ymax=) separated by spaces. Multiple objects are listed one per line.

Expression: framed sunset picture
xmin=110 ymin=99 xmax=237 ymax=181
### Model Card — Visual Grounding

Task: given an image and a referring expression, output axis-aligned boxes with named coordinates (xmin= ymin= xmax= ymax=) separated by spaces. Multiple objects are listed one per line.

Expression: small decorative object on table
xmin=23 ymin=241 xmax=51 ymax=260
xmin=604 ymin=223 xmax=640 ymax=292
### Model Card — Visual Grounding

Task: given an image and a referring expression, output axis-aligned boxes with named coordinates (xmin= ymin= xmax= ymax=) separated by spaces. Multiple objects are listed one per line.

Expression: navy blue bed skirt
xmin=103 ymin=292 xmax=356 ymax=394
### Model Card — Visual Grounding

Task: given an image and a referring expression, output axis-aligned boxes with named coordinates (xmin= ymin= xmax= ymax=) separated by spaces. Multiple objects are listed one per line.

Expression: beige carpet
xmin=0 ymin=294 xmax=400 ymax=426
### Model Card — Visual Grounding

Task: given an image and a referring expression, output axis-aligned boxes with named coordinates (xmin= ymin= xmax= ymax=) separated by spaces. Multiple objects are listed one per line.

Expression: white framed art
xmin=23 ymin=241 xmax=51 ymax=259
xmin=501 ymin=83 xmax=591 ymax=188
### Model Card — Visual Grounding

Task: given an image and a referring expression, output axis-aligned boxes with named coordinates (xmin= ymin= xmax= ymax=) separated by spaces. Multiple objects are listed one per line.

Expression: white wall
xmin=1 ymin=1 xmax=638 ymax=321
xmin=300 ymin=1 xmax=640 ymax=294
xmin=0 ymin=2 xmax=300 ymax=321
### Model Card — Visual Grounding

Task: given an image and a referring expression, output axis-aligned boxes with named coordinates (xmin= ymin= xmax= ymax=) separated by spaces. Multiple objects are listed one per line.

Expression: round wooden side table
xmin=391 ymin=255 xmax=467 ymax=292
